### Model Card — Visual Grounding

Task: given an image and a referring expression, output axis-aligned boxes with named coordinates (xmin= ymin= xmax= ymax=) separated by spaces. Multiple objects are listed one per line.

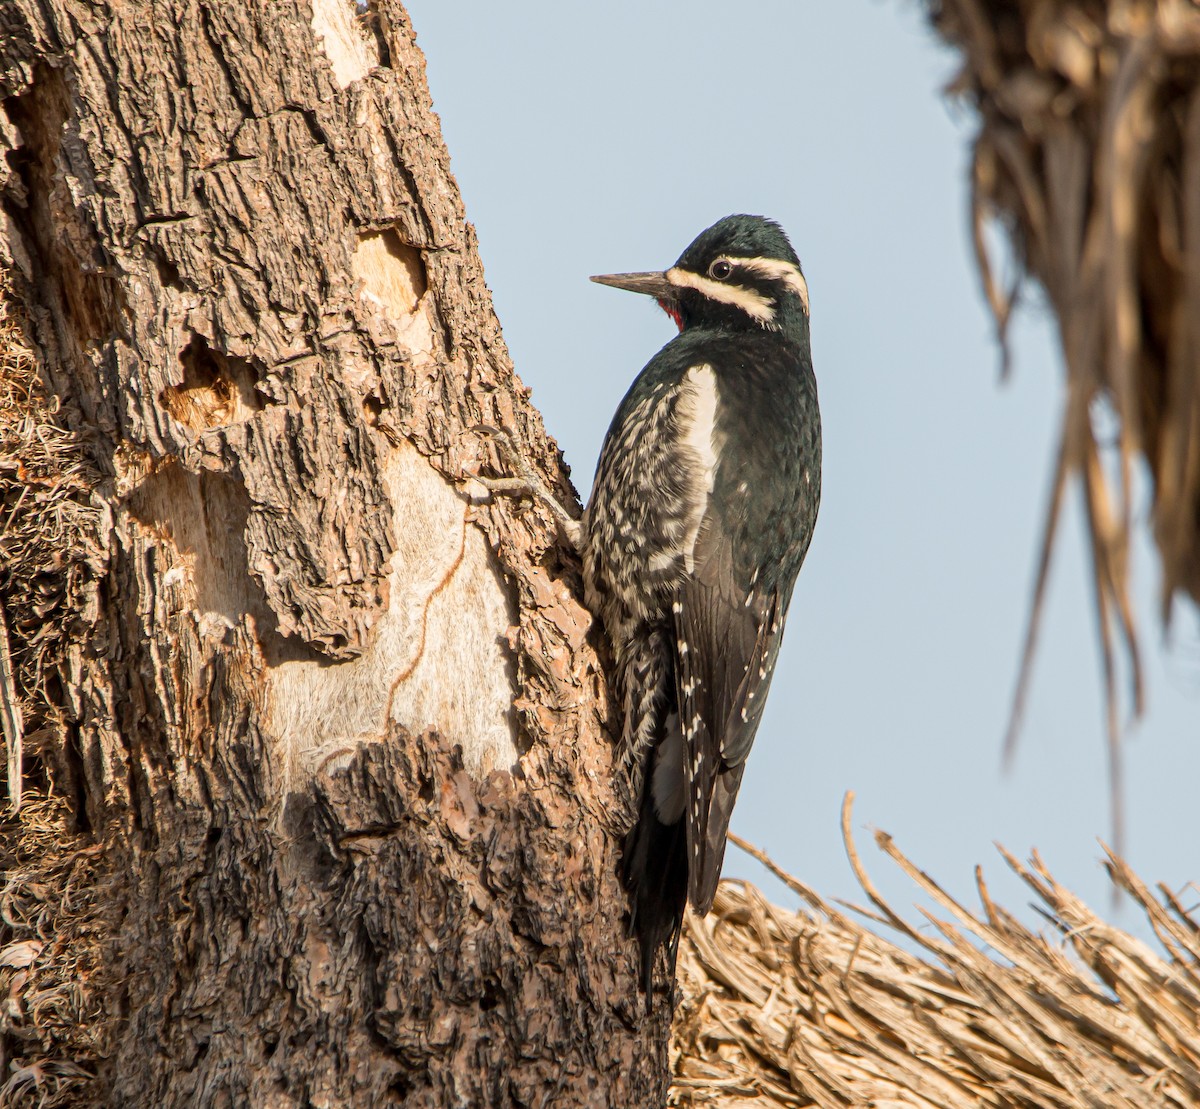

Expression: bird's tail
xmin=622 ymin=772 xmax=688 ymax=1008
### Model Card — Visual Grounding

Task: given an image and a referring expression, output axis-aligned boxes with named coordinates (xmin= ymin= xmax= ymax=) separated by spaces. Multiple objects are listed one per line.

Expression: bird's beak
xmin=590 ymin=271 xmax=676 ymax=298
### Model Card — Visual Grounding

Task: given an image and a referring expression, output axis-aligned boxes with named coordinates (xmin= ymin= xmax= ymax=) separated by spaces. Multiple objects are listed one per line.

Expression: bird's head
xmin=591 ymin=214 xmax=809 ymax=336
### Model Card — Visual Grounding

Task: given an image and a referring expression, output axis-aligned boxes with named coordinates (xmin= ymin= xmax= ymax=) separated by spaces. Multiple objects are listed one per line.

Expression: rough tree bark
xmin=0 ymin=1 xmax=673 ymax=1104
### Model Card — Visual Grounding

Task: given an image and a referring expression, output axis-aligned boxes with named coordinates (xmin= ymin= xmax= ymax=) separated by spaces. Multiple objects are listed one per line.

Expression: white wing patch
xmin=675 ymin=364 xmax=720 ymax=573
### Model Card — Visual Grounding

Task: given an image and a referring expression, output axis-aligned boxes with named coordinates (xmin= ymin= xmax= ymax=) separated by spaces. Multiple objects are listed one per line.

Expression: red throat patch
xmin=657 ymin=298 xmax=683 ymax=332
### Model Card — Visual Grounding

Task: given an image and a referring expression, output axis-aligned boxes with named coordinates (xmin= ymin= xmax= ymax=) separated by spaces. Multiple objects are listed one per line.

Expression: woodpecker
xmin=584 ymin=215 xmax=821 ymax=1000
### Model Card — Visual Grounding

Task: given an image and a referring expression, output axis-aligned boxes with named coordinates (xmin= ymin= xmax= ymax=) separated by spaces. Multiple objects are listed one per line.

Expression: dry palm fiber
xmin=0 ymin=279 xmax=102 ymax=811
xmin=0 ymin=284 xmax=110 ymax=1105
xmin=670 ymin=795 xmax=1200 ymax=1108
xmin=0 ymin=796 xmax=113 ymax=1109
xmin=924 ymin=0 xmax=1200 ymax=822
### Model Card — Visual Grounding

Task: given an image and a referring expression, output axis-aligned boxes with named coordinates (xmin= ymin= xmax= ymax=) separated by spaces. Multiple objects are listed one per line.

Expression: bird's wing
xmin=673 ymin=521 xmax=790 ymax=914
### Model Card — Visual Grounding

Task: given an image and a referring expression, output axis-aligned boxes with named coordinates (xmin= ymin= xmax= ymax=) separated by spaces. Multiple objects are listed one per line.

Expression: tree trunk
xmin=0 ymin=1 xmax=672 ymax=1103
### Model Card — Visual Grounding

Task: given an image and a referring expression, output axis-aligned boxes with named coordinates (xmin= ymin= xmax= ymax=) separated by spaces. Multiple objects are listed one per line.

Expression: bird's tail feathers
xmin=622 ymin=776 xmax=688 ymax=1008
xmin=687 ymin=762 xmax=747 ymax=915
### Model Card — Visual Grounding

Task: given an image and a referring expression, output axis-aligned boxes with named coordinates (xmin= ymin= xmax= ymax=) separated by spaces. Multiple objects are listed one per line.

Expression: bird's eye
xmin=709 ymin=259 xmax=733 ymax=281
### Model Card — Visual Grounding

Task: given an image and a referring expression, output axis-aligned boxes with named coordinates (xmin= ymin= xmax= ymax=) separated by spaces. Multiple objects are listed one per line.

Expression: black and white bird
xmin=584 ymin=215 xmax=821 ymax=999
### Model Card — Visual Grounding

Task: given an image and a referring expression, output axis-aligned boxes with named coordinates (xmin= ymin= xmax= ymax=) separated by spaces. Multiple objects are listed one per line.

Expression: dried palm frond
xmin=672 ymin=794 xmax=1200 ymax=1107
xmin=926 ymin=0 xmax=1200 ymax=841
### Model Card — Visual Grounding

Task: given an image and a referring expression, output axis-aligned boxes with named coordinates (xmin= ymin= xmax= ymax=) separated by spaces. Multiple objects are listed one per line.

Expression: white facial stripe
xmin=665 ymin=266 xmax=777 ymax=323
xmin=722 ymin=255 xmax=810 ymax=315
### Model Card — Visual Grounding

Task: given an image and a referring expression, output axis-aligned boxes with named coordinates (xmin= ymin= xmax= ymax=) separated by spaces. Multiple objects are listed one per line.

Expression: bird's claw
xmin=471 ymin=425 xmax=583 ymax=549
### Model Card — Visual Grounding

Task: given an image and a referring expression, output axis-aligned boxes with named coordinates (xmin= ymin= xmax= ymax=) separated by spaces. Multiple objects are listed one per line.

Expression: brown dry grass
xmin=925 ymin=0 xmax=1200 ymax=837
xmin=671 ymin=795 xmax=1200 ymax=1107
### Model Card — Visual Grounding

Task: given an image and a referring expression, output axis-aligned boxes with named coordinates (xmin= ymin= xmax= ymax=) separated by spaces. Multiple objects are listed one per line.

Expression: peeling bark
xmin=0 ymin=1 xmax=671 ymax=1103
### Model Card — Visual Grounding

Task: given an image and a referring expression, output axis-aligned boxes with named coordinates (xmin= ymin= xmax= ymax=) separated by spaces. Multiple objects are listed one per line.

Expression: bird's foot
xmin=472 ymin=425 xmax=583 ymax=549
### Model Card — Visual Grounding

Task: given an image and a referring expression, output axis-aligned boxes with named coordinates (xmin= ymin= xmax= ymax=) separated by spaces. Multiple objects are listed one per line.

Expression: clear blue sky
xmin=405 ymin=1 xmax=1200 ymax=941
